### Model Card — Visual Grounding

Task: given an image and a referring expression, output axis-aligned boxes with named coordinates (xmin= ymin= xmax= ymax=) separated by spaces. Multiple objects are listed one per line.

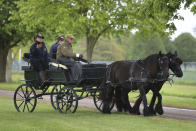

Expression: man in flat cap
xmin=56 ymin=34 xmax=83 ymax=80
xmin=49 ymin=36 xmax=64 ymax=59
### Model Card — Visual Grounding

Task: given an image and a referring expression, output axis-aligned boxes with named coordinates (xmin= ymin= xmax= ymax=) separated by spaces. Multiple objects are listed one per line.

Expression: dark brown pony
xmin=132 ymin=51 xmax=183 ymax=115
xmin=101 ymin=52 xmax=169 ymax=116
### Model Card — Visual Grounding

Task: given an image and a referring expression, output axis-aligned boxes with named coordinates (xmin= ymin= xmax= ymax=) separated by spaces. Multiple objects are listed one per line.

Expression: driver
xmin=56 ymin=34 xmax=83 ymax=80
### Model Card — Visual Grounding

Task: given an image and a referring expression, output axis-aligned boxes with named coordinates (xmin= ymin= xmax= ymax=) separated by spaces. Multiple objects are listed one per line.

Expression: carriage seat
xmin=49 ymin=62 xmax=68 ymax=70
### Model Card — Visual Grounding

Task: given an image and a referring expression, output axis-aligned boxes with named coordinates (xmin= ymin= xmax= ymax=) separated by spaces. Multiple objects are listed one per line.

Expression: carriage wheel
xmin=93 ymin=89 xmax=114 ymax=112
xmin=14 ymin=84 xmax=37 ymax=112
xmin=56 ymin=86 xmax=78 ymax=113
xmin=50 ymin=85 xmax=62 ymax=110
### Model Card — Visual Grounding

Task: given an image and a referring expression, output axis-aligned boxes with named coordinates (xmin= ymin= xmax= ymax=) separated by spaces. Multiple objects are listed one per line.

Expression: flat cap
xmin=66 ymin=34 xmax=75 ymax=39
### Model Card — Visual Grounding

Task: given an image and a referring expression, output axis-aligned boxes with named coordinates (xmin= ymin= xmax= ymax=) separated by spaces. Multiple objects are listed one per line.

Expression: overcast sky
xmin=171 ymin=7 xmax=196 ymax=39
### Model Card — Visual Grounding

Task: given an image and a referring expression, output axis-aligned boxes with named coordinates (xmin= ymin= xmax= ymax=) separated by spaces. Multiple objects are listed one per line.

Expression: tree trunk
xmin=6 ymin=50 xmax=13 ymax=83
xmin=0 ymin=47 xmax=9 ymax=82
xmin=86 ymin=36 xmax=99 ymax=62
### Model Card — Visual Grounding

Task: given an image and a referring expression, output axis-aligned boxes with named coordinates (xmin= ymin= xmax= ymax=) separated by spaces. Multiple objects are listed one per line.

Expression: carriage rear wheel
xmin=56 ymin=86 xmax=78 ymax=113
xmin=93 ymin=89 xmax=115 ymax=112
xmin=14 ymin=84 xmax=37 ymax=112
xmin=50 ymin=85 xmax=62 ymax=110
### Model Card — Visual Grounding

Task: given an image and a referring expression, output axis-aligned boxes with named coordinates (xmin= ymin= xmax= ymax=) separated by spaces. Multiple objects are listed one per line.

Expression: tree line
xmin=75 ymin=32 xmax=196 ymax=62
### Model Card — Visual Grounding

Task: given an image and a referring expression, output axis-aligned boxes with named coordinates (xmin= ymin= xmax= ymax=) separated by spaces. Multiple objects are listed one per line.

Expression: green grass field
xmin=0 ymin=96 xmax=196 ymax=131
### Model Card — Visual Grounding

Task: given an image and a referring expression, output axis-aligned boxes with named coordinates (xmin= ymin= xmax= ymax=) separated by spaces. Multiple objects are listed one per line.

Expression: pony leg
xmin=120 ymin=88 xmax=129 ymax=113
xmin=115 ymin=88 xmax=123 ymax=112
xmin=132 ymin=97 xmax=142 ymax=115
xmin=155 ymin=92 xmax=164 ymax=115
xmin=139 ymin=86 xmax=151 ymax=116
xmin=149 ymin=93 xmax=157 ymax=115
xmin=121 ymin=88 xmax=132 ymax=114
xmin=102 ymin=86 xmax=114 ymax=114
xmin=125 ymin=93 xmax=133 ymax=113
xmin=132 ymin=89 xmax=150 ymax=115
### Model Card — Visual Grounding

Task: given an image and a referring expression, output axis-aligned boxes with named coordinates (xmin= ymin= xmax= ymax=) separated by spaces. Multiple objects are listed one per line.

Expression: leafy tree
xmin=0 ymin=0 xmax=55 ymax=82
xmin=15 ymin=0 xmax=188 ymax=62
xmin=163 ymin=37 xmax=177 ymax=53
xmin=0 ymin=0 xmax=27 ymax=82
xmin=174 ymin=33 xmax=196 ymax=61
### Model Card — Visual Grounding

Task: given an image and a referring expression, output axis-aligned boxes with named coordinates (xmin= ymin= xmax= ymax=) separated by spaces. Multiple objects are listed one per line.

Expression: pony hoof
xmin=132 ymin=110 xmax=141 ymax=115
xmin=132 ymin=107 xmax=141 ymax=115
xmin=155 ymin=105 xmax=164 ymax=115
xmin=143 ymin=108 xmax=154 ymax=116
xmin=149 ymin=108 xmax=156 ymax=115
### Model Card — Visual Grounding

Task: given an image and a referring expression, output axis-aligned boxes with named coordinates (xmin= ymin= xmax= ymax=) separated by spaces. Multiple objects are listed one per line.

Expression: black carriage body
xmin=79 ymin=64 xmax=107 ymax=86
xmin=22 ymin=63 xmax=107 ymax=88
xmin=22 ymin=66 xmax=69 ymax=89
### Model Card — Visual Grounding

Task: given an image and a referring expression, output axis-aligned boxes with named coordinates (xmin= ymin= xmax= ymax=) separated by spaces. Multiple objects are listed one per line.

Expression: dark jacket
xmin=49 ymin=42 xmax=59 ymax=59
xmin=30 ymin=42 xmax=49 ymax=71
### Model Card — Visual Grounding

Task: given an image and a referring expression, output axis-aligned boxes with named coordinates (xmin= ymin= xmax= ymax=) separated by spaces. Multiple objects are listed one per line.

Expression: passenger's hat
xmin=34 ymin=34 xmax=44 ymax=39
xmin=66 ymin=34 xmax=75 ymax=39
xmin=57 ymin=36 xmax=65 ymax=41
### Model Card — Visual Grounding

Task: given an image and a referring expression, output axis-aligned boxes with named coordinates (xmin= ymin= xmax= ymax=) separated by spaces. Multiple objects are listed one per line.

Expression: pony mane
xmin=142 ymin=53 xmax=159 ymax=64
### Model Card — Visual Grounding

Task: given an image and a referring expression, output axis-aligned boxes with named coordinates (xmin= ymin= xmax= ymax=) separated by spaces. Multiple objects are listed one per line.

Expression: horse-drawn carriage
xmin=13 ymin=54 xmax=111 ymax=113
xmin=14 ymin=51 xmax=183 ymax=116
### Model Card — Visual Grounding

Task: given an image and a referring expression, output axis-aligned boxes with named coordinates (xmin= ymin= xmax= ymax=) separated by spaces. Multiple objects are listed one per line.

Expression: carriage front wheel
xmin=93 ymin=89 xmax=114 ymax=112
xmin=56 ymin=86 xmax=78 ymax=113
xmin=14 ymin=84 xmax=37 ymax=112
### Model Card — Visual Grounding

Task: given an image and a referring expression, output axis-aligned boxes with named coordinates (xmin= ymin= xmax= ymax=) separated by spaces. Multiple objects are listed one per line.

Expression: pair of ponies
xmin=101 ymin=51 xmax=183 ymax=116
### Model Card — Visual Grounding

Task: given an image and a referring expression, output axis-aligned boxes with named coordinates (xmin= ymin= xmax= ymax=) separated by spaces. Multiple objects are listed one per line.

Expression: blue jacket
xmin=49 ymin=42 xmax=59 ymax=59
xmin=30 ymin=42 xmax=49 ymax=71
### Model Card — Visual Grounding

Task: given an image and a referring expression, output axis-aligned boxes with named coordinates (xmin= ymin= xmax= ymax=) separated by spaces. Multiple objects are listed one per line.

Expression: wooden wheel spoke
xmin=26 ymin=91 xmax=33 ymax=98
xmin=18 ymin=101 xmax=24 ymax=108
xmin=61 ymin=101 xmax=66 ymax=110
xmin=16 ymin=99 xmax=25 ymax=101
xmin=66 ymin=103 xmax=70 ymax=111
xmin=28 ymin=101 xmax=34 ymax=107
xmin=21 ymin=87 xmax=25 ymax=97
xmin=17 ymin=92 xmax=24 ymax=98
xmin=98 ymin=102 xmax=103 ymax=109
xmin=26 ymin=103 xmax=30 ymax=112
xmin=95 ymin=98 xmax=100 ymax=102
xmin=23 ymin=102 xmax=26 ymax=112
xmin=25 ymin=86 xmax=29 ymax=94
